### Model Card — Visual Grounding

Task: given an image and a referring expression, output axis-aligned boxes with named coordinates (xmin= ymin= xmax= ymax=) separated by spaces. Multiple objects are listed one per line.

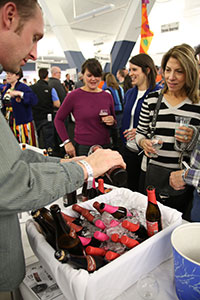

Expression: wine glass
xmin=136 ymin=274 xmax=159 ymax=299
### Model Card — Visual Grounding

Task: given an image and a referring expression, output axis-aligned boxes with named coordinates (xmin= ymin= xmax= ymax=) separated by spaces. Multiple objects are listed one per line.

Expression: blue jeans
xmin=191 ymin=189 xmax=200 ymax=222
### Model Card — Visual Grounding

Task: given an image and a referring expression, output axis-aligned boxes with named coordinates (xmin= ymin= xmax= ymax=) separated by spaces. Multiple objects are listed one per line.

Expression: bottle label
xmin=86 ymin=255 xmax=96 ymax=272
xmin=146 ymin=220 xmax=159 ymax=236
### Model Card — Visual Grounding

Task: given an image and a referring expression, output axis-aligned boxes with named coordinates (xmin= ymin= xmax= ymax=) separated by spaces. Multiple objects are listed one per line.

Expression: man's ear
xmin=2 ymin=3 xmax=18 ymax=29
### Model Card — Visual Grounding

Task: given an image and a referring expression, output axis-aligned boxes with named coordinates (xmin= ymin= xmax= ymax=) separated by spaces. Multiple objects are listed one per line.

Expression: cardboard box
xmin=26 ymin=188 xmax=182 ymax=300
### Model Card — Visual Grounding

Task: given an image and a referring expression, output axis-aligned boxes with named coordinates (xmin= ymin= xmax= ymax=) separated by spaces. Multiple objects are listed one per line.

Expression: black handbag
xmin=145 ymin=92 xmax=187 ymax=198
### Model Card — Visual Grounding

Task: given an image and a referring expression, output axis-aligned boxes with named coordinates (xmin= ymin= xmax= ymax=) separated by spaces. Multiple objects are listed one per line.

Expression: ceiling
xmin=38 ymin=0 xmax=200 ymax=66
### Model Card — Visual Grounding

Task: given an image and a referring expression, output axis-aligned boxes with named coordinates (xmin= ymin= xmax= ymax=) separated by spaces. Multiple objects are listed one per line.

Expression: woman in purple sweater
xmin=54 ymin=58 xmax=116 ymax=156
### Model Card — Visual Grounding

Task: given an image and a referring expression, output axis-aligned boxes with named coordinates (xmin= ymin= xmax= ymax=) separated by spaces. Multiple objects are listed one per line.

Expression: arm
xmin=51 ymin=87 xmax=61 ymax=108
xmin=10 ymin=82 xmax=38 ymax=106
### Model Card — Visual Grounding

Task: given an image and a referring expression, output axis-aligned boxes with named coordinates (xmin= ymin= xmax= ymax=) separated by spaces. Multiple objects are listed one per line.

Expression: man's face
xmin=0 ymin=4 xmax=44 ymax=73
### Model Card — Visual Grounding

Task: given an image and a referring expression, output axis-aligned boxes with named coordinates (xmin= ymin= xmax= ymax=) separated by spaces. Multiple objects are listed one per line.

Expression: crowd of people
xmin=1 ymin=0 xmax=200 ymax=297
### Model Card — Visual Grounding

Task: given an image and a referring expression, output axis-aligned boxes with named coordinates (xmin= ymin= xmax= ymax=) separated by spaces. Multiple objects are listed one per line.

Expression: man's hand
xmin=77 ymin=148 xmax=126 ymax=180
xmin=169 ymin=170 xmax=186 ymax=190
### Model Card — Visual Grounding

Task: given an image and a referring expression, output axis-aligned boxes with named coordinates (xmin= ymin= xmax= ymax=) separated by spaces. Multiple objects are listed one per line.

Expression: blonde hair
xmin=161 ymin=44 xmax=199 ymax=103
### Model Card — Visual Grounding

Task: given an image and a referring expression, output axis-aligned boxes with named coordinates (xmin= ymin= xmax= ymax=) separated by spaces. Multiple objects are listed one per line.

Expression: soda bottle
xmin=146 ymin=185 xmax=162 ymax=237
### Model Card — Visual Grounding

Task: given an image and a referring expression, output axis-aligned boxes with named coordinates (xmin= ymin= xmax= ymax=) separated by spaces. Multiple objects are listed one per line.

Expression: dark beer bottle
xmin=54 ymin=249 xmax=108 ymax=272
xmin=63 ymin=190 xmax=77 ymax=207
xmin=99 ymin=203 xmax=132 ymax=219
xmin=50 ymin=204 xmax=84 ymax=256
xmin=121 ymin=220 xmax=149 ymax=242
xmin=146 ymin=185 xmax=162 ymax=236
xmin=31 ymin=209 xmax=56 ymax=249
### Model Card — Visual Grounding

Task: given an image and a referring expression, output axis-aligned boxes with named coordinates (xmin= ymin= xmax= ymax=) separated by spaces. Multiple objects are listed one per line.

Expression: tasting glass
xmin=175 ymin=116 xmax=191 ymax=139
xmin=148 ymin=135 xmax=163 ymax=158
xmin=136 ymin=274 xmax=159 ymax=299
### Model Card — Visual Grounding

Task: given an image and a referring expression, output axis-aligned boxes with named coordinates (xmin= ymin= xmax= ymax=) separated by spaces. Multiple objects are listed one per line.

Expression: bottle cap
xmin=94 ymin=231 xmax=109 ymax=242
xmin=85 ymin=246 xmax=106 ymax=256
xmin=122 ymin=220 xmax=140 ymax=232
xmin=111 ymin=233 xmax=120 ymax=243
xmin=94 ymin=219 xmax=106 ymax=230
xmin=105 ymin=251 xmax=120 ymax=261
xmin=120 ymin=235 xmax=139 ymax=248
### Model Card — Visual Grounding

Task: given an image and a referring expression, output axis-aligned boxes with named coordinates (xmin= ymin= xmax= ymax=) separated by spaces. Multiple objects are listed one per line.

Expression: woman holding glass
xmin=136 ymin=44 xmax=200 ymax=218
xmin=54 ymin=58 xmax=116 ymax=156
xmin=120 ymin=53 xmax=161 ymax=192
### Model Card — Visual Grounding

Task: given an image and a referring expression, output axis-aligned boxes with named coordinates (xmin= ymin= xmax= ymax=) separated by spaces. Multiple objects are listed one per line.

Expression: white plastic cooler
xmin=26 ymin=188 xmax=182 ymax=300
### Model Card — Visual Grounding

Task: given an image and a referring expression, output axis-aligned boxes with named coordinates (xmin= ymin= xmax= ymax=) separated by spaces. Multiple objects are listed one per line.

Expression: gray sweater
xmin=0 ymin=111 xmax=84 ymax=291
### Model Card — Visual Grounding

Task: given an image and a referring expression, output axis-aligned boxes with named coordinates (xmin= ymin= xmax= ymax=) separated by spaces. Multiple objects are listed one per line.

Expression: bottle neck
xmin=147 ymin=188 xmax=157 ymax=205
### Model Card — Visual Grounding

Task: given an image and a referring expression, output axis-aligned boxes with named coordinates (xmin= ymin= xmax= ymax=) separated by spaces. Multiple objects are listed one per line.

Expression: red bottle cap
xmin=146 ymin=186 xmax=157 ymax=205
xmin=122 ymin=220 xmax=140 ymax=232
xmin=111 ymin=233 xmax=120 ymax=243
xmin=105 ymin=251 xmax=120 ymax=261
xmin=98 ymin=178 xmax=104 ymax=194
xmin=120 ymin=235 xmax=139 ymax=248
xmin=85 ymin=246 xmax=106 ymax=256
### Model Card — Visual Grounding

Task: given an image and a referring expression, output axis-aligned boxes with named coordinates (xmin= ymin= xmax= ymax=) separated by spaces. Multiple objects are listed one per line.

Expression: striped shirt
xmin=135 ymin=90 xmax=200 ymax=170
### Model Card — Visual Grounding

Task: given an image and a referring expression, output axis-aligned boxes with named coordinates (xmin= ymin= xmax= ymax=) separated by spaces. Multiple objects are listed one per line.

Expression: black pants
xmin=35 ymin=120 xmax=55 ymax=150
xmin=74 ymin=142 xmax=111 ymax=156
xmin=121 ymin=145 xmax=143 ymax=192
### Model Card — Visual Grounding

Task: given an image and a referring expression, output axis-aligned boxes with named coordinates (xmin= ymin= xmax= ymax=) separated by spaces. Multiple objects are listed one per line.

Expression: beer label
xmin=86 ymin=255 xmax=96 ymax=272
xmin=146 ymin=220 xmax=159 ymax=236
xmin=69 ymin=227 xmax=76 ymax=239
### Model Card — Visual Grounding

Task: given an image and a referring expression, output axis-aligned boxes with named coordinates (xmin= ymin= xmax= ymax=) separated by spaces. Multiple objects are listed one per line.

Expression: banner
xmin=140 ymin=0 xmax=154 ymax=53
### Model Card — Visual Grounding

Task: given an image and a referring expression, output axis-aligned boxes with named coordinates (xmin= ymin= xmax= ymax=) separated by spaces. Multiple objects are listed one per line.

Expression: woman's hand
xmin=123 ymin=129 xmax=136 ymax=141
xmin=101 ymin=115 xmax=115 ymax=126
xmin=64 ymin=142 xmax=76 ymax=157
xmin=175 ymin=126 xmax=194 ymax=143
xmin=139 ymin=138 xmax=158 ymax=157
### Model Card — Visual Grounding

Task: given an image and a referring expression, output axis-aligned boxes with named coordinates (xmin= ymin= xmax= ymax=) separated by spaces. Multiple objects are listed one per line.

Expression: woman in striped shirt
xmin=136 ymin=44 xmax=200 ymax=217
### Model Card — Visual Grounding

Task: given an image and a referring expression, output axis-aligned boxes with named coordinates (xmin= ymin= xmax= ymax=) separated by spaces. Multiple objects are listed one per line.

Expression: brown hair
xmin=129 ymin=53 xmax=157 ymax=89
xmin=106 ymin=73 xmax=119 ymax=90
xmin=81 ymin=58 xmax=102 ymax=77
xmin=0 ymin=0 xmax=39 ymax=33
xmin=161 ymin=44 xmax=199 ymax=103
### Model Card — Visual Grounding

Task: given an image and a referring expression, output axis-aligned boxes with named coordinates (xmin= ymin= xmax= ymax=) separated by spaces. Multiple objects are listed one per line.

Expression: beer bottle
xmin=54 ymin=249 xmax=108 ymax=272
xmin=72 ymin=204 xmax=105 ymax=230
xmin=122 ymin=220 xmax=149 ymax=242
xmin=146 ymin=185 xmax=162 ymax=237
xmin=31 ymin=209 xmax=56 ymax=249
xmin=99 ymin=203 xmax=132 ymax=219
xmin=63 ymin=190 xmax=77 ymax=207
xmin=50 ymin=204 xmax=84 ymax=256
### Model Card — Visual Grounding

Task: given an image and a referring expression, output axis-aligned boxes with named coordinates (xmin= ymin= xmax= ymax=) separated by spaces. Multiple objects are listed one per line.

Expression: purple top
xmin=54 ymin=88 xmax=116 ymax=146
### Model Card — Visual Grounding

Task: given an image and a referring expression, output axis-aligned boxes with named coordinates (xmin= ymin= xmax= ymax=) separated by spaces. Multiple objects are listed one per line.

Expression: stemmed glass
xmin=136 ymin=274 xmax=159 ymax=299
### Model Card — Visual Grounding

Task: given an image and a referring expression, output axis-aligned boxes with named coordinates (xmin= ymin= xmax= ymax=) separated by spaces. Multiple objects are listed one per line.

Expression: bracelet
xmin=59 ymin=139 xmax=70 ymax=147
xmin=79 ymin=160 xmax=94 ymax=184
